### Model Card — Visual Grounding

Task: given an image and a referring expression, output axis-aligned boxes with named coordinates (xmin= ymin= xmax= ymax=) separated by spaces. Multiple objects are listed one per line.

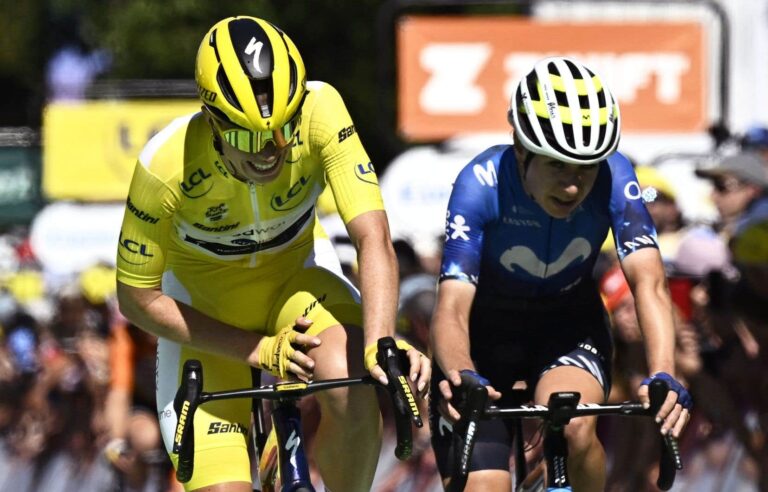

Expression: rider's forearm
xmin=116 ymin=281 xmax=263 ymax=366
xmin=633 ymin=277 xmax=676 ymax=377
xmin=355 ymin=233 xmax=399 ymax=347
xmin=430 ymin=303 xmax=474 ymax=374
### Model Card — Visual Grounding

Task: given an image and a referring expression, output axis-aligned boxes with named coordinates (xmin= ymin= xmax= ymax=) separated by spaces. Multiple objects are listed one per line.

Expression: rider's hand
xmin=638 ymin=372 xmax=692 ymax=439
xmin=364 ymin=339 xmax=431 ymax=398
xmin=256 ymin=317 xmax=320 ymax=381
xmin=437 ymin=369 xmax=501 ymax=423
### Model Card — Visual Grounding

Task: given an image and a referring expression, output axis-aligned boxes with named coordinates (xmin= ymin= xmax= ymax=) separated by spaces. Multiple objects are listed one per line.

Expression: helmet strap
xmin=518 ymin=148 xmax=537 ymax=202
xmin=212 ymin=133 xmax=223 ymax=154
xmin=522 ymin=149 xmax=536 ymax=178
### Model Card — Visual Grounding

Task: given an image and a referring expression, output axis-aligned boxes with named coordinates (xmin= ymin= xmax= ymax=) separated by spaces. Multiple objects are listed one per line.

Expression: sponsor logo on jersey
xmin=286 ymin=130 xmax=305 ymax=164
xmin=192 ymin=222 xmax=240 ymax=233
xmin=118 ymin=230 xmax=154 ymax=266
xmin=500 ymin=237 xmax=591 ymax=278
xmin=621 ymin=234 xmax=657 ymax=251
xmin=448 ymin=214 xmax=471 ymax=240
xmin=126 ymin=196 xmax=159 ymax=224
xmin=231 ymin=221 xmax=288 ymax=238
xmin=502 ymin=217 xmax=541 ymax=228
xmin=303 ymin=293 xmax=327 ymax=318
xmin=214 ymin=160 xmax=229 ymax=177
xmin=624 ymin=181 xmax=642 ymax=200
xmin=354 ymin=162 xmax=378 ymax=185
xmin=473 ymin=160 xmax=497 ymax=186
xmin=205 ymin=203 xmax=228 ymax=222
xmin=207 ymin=422 xmax=248 ymax=435
xmin=338 ymin=125 xmax=356 ymax=143
xmin=180 ymin=168 xmax=213 ymax=198
xmin=270 ymin=175 xmax=312 ymax=211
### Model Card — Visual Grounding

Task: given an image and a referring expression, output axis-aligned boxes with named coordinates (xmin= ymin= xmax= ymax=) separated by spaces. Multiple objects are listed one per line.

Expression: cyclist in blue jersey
xmin=429 ymin=57 xmax=692 ymax=491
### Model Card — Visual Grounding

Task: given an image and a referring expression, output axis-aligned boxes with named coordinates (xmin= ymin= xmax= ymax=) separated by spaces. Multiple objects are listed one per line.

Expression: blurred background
xmin=1 ymin=0 xmax=767 ymax=491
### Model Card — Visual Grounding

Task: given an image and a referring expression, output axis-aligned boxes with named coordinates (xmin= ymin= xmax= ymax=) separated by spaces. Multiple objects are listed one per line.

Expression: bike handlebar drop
xmin=171 ymin=336 xmax=423 ymax=484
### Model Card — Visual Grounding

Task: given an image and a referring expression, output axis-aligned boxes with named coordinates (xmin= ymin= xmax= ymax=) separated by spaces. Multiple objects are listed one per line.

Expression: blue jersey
xmin=440 ymin=145 xmax=658 ymax=300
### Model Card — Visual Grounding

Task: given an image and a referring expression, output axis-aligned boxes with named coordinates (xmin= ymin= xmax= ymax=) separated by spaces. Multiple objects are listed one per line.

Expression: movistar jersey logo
xmin=500 ymin=237 xmax=591 ymax=278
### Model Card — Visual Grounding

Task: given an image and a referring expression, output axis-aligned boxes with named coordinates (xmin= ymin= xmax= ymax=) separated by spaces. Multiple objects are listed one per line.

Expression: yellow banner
xmin=43 ymin=100 xmax=200 ymax=201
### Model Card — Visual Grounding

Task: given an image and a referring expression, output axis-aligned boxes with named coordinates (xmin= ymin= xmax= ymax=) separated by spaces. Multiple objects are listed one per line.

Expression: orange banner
xmin=397 ymin=17 xmax=706 ymax=140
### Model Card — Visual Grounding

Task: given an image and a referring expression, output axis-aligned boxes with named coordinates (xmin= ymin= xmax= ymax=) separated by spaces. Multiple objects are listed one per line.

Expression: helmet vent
xmin=217 ymin=65 xmax=243 ymax=112
xmin=562 ymin=122 xmax=575 ymax=147
xmin=288 ymin=58 xmax=297 ymax=102
xmin=564 ymin=59 xmax=582 ymax=78
xmin=209 ymin=29 xmax=221 ymax=63
xmin=526 ymin=73 xmax=538 ymax=101
xmin=250 ymin=78 xmax=273 ymax=118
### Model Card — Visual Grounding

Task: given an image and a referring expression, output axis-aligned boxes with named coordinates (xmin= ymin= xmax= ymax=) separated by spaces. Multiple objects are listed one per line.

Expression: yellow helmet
xmin=195 ymin=16 xmax=306 ymax=131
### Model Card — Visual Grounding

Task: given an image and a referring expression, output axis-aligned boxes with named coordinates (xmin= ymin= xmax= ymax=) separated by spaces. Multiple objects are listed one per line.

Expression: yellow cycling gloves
xmin=257 ymin=325 xmax=302 ymax=379
xmin=258 ymin=330 xmax=418 ymax=380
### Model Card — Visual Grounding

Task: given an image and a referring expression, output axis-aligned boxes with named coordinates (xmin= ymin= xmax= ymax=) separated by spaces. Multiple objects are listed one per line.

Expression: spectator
xmin=741 ymin=125 xmax=768 ymax=163
xmin=635 ymin=165 xmax=687 ymax=261
xmin=695 ymin=152 xmax=768 ymax=241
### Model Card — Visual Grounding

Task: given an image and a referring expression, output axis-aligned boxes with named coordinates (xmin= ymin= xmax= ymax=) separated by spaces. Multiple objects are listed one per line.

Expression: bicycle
xmin=171 ymin=336 xmax=423 ymax=492
xmin=446 ymin=373 xmax=683 ymax=492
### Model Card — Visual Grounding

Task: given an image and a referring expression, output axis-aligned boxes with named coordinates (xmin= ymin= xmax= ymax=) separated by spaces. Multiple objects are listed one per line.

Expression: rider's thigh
xmin=268 ymin=266 xmax=362 ymax=338
xmin=535 ymin=364 xmax=605 ymax=405
xmin=461 ymin=470 xmax=512 ymax=492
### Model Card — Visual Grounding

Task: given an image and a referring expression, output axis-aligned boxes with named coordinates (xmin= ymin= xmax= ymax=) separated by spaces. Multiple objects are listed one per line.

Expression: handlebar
xmin=172 ymin=336 xmax=422 ymax=483
xmin=447 ymin=377 xmax=683 ymax=491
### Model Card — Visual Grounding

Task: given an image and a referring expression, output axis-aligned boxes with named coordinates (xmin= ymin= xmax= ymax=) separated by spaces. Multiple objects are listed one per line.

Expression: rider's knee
xmin=563 ymin=416 xmax=599 ymax=456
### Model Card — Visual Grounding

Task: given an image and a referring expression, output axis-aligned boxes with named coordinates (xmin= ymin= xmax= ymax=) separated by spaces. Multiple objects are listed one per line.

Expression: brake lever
xmin=648 ymin=379 xmax=683 ymax=490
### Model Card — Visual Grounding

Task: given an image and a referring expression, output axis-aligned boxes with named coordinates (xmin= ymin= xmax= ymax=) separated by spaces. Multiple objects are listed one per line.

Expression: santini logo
xmin=126 ymin=196 xmax=159 ymax=224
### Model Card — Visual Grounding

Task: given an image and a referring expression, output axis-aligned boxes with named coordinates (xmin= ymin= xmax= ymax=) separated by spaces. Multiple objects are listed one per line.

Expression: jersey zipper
xmin=248 ymin=182 xmax=259 ymax=267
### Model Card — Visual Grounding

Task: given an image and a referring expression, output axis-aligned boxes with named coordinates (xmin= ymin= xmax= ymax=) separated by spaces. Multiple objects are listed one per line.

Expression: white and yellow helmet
xmin=508 ymin=57 xmax=620 ymax=165
xmin=195 ymin=16 xmax=306 ymax=132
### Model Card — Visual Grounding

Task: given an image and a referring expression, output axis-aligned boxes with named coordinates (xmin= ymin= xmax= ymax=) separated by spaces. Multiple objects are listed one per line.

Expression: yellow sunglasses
xmin=209 ymin=111 xmax=300 ymax=153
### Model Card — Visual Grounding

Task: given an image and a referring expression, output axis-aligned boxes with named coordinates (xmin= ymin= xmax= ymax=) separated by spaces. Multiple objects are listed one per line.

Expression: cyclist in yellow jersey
xmin=115 ymin=16 xmax=431 ymax=492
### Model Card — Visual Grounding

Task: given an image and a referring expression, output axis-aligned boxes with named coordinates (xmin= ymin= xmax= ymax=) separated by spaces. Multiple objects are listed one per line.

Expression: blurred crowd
xmin=2 ymin=128 xmax=768 ymax=492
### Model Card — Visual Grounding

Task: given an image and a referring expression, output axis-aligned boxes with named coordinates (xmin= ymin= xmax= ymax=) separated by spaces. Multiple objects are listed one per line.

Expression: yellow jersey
xmin=116 ymin=81 xmax=383 ymax=291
